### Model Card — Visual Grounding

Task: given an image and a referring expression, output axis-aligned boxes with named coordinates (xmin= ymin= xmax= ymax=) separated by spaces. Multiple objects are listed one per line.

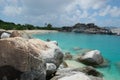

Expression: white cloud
xmin=74 ymin=0 xmax=106 ymax=10
xmin=99 ymin=5 xmax=120 ymax=17
xmin=2 ymin=6 xmax=22 ymax=17
xmin=0 ymin=0 xmax=119 ymax=27
xmin=99 ymin=5 xmax=111 ymax=16
xmin=110 ymin=6 xmax=120 ymax=17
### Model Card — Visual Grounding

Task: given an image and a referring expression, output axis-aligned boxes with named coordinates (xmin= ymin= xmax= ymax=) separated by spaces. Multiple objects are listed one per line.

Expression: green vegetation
xmin=0 ymin=19 xmax=59 ymax=30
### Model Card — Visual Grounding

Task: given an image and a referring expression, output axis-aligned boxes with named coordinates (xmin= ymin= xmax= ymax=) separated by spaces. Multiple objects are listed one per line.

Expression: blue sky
xmin=0 ymin=0 xmax=120 ymax=27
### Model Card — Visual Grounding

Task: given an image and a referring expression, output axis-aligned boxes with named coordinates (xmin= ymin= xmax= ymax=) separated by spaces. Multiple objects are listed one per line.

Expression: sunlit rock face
xmin=79 ymin=50 xmax=104 ymax=66
xmin=0 ymin=37 xmax=63 ymax=80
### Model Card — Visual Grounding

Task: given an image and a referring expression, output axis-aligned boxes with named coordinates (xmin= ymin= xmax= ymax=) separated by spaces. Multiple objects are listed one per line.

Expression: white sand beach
xmin=6 ymin=30 xmax=58 ymax=34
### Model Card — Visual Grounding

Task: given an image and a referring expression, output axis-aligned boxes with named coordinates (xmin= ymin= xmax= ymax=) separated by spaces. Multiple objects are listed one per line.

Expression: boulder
xmin=51 ymin=68 xmax=103 ymax=80
xmin=64 ymin=52 xmax=73 ymax=60
xmin=81 ymin=66 xmax=103 ymax=77
xmin=47 ymin=63 xmax=57 ymax=72
xmin=10 ymin=30 xmax=22 ymax=37
xmin=0 ymin=37 xmax=46 ymax=80
xmin=0 ymin=32 xmax=11 ymax=39
xmin=49 ymin=41 xmax=58 ymax=46
xmin=59 ymin=61 xmax=68 ymax=69
xmin=0 ymin=37 xmax=63 ymax=80
xmin=51 ymin=72 xmax=91 ymax=80
xmin=10 ymin=30 xmax=32 ymax=39
xmin=79 ymin=50 xmax=104 ymax=66
xmin=46 ymin=63 xmax=57 ymax=79
xmin=28 ymin=38 xmax=63 ymax=78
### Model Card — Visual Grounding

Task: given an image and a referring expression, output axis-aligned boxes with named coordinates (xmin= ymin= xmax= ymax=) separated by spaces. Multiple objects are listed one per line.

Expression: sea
xmin=33 ymin=32 xmax=120 ymax=80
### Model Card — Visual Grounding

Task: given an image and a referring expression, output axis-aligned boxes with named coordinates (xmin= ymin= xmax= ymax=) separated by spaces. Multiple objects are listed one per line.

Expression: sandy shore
xmin=6 ymin=30 xmax=58 ymax=34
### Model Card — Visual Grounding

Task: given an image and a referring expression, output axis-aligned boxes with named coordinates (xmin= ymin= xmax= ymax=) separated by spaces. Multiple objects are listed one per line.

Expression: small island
xmin=60 ymin=23 xmax=113 ymax=35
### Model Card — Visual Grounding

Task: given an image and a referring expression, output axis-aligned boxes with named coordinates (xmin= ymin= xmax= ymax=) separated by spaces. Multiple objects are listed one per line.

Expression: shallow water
xmin=33 ymin=32 xmax=120 ymax=80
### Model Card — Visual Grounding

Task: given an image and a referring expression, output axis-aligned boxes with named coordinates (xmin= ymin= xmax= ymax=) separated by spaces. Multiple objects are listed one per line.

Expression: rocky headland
xmin=60 ymin=23 xmax=113 ymax=35
xmin=0 ymin=30 xmax=107 ymax=80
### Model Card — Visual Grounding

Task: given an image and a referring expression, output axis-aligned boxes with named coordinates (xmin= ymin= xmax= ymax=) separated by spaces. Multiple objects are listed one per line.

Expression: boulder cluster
xmin=0 ymin=30 xmax=106 ymax=80
xmin=0 ymin=30 xmax=63 ymax=80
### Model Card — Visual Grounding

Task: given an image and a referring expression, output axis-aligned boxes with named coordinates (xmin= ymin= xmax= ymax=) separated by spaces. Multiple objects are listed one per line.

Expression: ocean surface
xmin=33 ymin=32 xmax=120 ymax=80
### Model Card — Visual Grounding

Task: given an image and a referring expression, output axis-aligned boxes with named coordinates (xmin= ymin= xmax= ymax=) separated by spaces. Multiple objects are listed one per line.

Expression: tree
xmin=47 ymin=23 xmax=52 ymax=29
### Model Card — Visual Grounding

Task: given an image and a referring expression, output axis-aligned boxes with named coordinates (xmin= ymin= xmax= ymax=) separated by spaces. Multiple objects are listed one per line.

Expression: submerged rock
xmin=73 ymin=47 xmax=82 ymax=51
xmin=115 ymin=62 xmax=120 ymax=72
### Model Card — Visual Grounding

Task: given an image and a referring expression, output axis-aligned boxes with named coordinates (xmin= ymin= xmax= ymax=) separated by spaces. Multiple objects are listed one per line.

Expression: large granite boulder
xmin=0 ymin=37 xmax=46 ymax=80
xmin=10 ymin=30 xmax=32 ymax=39
xmin=51 ymin=68 xmax=103 ymax=80
xmin=0 ymin=37 xmax=63 ymax=80
xmin=79 ymin=50 xmax=104 ymax=66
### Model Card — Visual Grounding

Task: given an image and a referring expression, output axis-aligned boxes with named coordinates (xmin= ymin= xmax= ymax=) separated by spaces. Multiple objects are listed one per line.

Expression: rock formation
xmin=51 ymin=67 xmax=103 ymax=80
xmin=10 ymin=30 xmax=32 ymax=39
xmin=64 ymin=52 xmax=73 ymax=60
xmin=78 ymin=50 xmax=104 ymax=66
xmin=0 ymin=36 xmax=63 ymax=80
xmin=0 ymin=37 xmax=46 ymax=80
xmin=0 ymin=32 xmax=11 ymax=39
xmin=60 ymin=23 xmax=113 ymax=34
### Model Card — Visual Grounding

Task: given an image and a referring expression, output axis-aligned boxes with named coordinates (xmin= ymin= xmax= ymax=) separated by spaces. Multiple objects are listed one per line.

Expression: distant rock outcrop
xmin=73 ymin=23 xmax=112 ymax=34
xmin=60 ymin=23 xmax=113 ymax=34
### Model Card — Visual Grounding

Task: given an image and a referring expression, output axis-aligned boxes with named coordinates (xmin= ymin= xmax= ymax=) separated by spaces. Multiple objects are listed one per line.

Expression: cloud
xmin=21 ymin=0 xmax=74 ymax=15
xmin=73 ymin=0 xmax=106 ymax=10
xmin=99 ymin=5 xmax=120 ymax=17
xmin=2 ymin=6 xmax=22 ymax=17
xmin=20 ymin=0 xmax=109 ymax=26
xmin=110 ymin=6 xmax=120 ymax=17
xmin=0 ymin=0 xmax=120 ymax=27
xmin=99 ymin=5 xmax=111 ymax=16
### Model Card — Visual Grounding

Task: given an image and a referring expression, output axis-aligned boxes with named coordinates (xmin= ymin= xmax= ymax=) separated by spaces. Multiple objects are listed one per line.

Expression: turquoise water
xmin=33 ymin=32 xmax=120 ymax=80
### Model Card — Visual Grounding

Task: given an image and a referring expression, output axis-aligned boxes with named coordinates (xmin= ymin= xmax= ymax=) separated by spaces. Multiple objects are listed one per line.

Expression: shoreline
xmin=6 ymin=30 xmax=58 ymax=35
